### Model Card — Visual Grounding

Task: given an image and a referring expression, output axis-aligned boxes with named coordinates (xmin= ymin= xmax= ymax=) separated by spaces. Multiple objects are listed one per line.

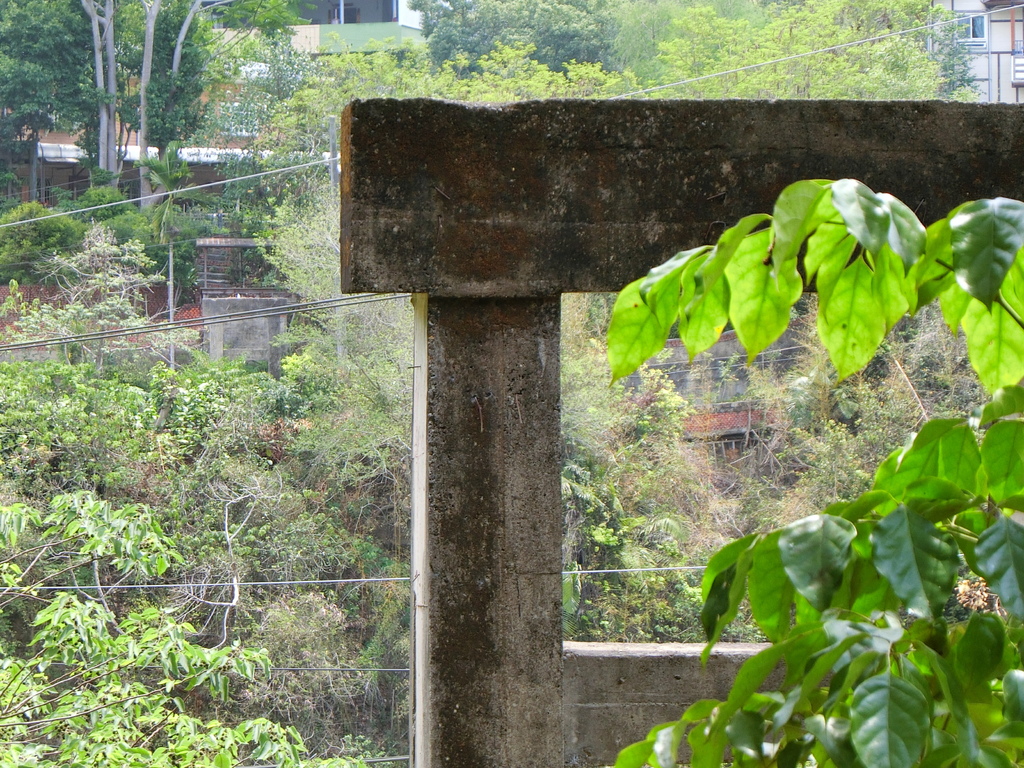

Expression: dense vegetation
xmin=607 ymin=181 xmax=1024 ymax=768
xmin=0 ymin=0 xmax=997 ymax=762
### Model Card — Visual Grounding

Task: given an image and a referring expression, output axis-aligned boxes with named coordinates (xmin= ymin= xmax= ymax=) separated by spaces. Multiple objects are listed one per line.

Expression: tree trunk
xmin=28 ymin=138 xmax=38 ymax=202
xmin=82 ymin=0 xmax=119 ymax=177
xmin=137 ymin=0 xmax=162 ymax=206
xmin=102 ymin=0 xmax=117 ymax=175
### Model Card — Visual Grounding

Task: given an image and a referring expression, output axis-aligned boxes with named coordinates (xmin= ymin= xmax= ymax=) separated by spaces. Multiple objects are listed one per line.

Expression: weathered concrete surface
xmin=563 ymin=641 xmax=776 ymax=766
xmin=342 ymin=99 xmax=1024 ymax=297
xmin=420 ymin=297 xmax=563 ymax=768
xmin=202 ymin=296 xmax=291 ymax=376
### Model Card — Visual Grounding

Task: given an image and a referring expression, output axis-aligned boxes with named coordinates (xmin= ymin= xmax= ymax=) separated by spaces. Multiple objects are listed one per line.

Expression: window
xmin=957 ymin=14 xmax=987 ymax=48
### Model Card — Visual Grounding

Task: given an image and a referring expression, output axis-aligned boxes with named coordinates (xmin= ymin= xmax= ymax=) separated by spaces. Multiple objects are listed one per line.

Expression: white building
xmin=934 ymin=0 xmax=1024 ymax=102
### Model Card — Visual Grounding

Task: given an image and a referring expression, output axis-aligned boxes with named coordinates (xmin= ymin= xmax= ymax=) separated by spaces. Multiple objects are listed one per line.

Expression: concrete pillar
xmin=413 ymin=297 xmax=563 ymax=767
xmin=341 ymin=98 xmax=1024 ymax=768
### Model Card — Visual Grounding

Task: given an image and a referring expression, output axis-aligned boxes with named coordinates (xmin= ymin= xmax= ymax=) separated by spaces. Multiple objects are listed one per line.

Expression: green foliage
xmin=61 ymin=186 xmax=134 ymax=222
xmin=647 ymin=0 xmax=975 ymax=100
xmin=0 ymin=493 xmax=327 ymax=768
xmin=607 ymin=182 xmax=1024 ymax=767
xmin=1 ymin=225 xmax=193 ymax=367
xmin=0 ymin=202 xmax=85 ymax=283
xmin=614 ymin=387 xmax=1024 ymax=768
xmin=609 ymin=179 xmax=1024 ymax=392
xmin=0 ymin=360 xmax=149 ymax=497
xmin=411 ymin=0 xmax=614 ymax=71
xmin=0 ymin=0 xmax=92 ymax=149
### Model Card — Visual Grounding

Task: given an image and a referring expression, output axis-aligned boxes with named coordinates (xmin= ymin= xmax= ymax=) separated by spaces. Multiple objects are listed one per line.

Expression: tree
xmin=410 ymin=0 xmax=616 ymax=71
xmin=649 ymin=0 xmax=976 ymax=99
xmin=78 ymin=0 xmax=299 ymax=180
xmin=611 ymin=0 xmax=766 ymax=83
xmin=0 ymin=492 xmax=333 ymax=767
xmin=1 ymin=224 xmax=195 ymax=368
xmin=607 ymin=179 xmax=1024 ymax=768
xmin=0 ymin=0 xmax=92 ymax=199
xmin=0 ymin=202 xmax=85 ymax=284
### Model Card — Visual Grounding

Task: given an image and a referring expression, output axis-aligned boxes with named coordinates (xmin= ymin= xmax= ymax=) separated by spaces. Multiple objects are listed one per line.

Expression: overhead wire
xmin=15 ymin=566 xmax=707 ymax=594
xmin=0 ymin=157 xmax=330 ymax=231
xmin=611 ymin=4 xmax=1024 ymax=99
xmin=0 ymin=293 xmax=409 ymax=353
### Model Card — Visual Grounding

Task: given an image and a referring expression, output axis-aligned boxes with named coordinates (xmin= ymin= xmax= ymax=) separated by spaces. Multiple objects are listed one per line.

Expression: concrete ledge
xmin=343 ymin=99 xmax=1024 ymax=297
xmin=563 ymin=641 xmax=774 ymax=767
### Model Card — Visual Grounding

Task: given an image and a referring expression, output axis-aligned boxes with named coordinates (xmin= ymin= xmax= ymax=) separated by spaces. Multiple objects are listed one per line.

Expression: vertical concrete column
xmin=416 ymin=296 xmax=563 ymax=768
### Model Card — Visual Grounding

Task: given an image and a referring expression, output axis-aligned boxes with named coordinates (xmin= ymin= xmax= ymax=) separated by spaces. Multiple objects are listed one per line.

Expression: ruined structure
xmin=341 ymin=99 xmax=1024 ymax=767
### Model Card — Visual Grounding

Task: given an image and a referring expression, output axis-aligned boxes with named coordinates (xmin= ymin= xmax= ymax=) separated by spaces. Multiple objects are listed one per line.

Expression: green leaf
xmin=939 ymin=283 xmax=971 ymax=335
xmin=698 ymin=214 xmax=771 ymax=297
xmin=701 ymin=533 xmax=757 ymax=601
xmin=771 ymin=179 xmax=831 ymax=268
xmin=978 ymin=744 xmax=1015 ymax=768
xmin=962 ymin=299 xmax=1024 ymax=393
xmin=953 ymin=613 xmax=1006 ymax=694
xmin=748 ymin=531 xmax=794 ymax=642
xmin=875 ymin=421 xmax=981 ymax=501
xmin=805 ymin=221 xmax=857 ymax=296
xmin=641 ymin=248 xmax=711 ymax=334
xmin=880 ymin=192 xmax=927 ymax=269
xmin=683 ymin=273 xmax=729 ymax=358
xmin=976 ymin=515 xmax=1024 ymax=617
xmin=950 ymin=198 xmax=1024 ymax=306
xmin=776 ymin=740 xmax=804 ymax=768
xmin=725 ymin=229 xmax=800 ymax=360
xmin=871 ymin=507 xmax=958 ymax=618
xmin=1002 ymin=260 xmax=1024 ymax=321
xmin=872 ymin=247 xmax=912 ymax=332
xmin=982 ymin=420 xmax=1024 ymax=502
xmin=689 ymin=718 xmax=728 ymax=768
xmin=1003 ymin=670 xmax=1024 ymax=722
xmin=805 ymin=715 xmax=859 ymax=768
xmin=972 ymin=386 xmax=1024 ymax=429
xmin=901 ymin=475 xmax=973 ymax=515
xmin=607 ymin=279 xmax=668 ymax=381
xmin=836 ymin=490 xmax=895 ymax=522
xmin=920 ymin=646 xmax=981 ymax=764
xmin=779 ymin=515 xmax=856 ymax=611
xmin=817 ymin=259 xmax=886 ymax=380
xmin=726 ymin=710 xmax=764 ymax=758
xmin=850 ymin=673 xmax=929 ymax=768
xmin=652 ymin=721 xmax=685 ymax=768
xmin=987 ymin=720 xmax=1024 ymax=749
xmin=640 ymin=246 xmax=711 ymax=304
xmin=833 ymin=179 xmax=890 ymax=256
xmin=918 ymin=743 xmax=960 ymax=768
xmin=701 ymin=536 xmax=756 ymax=657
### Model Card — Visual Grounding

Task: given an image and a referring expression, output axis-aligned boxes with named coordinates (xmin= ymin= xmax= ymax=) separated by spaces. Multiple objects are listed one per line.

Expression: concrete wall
xmin=563 ymin=641 xmax=773 ymax=767
xmin=202 ymin=297 xmax=291 ymax=377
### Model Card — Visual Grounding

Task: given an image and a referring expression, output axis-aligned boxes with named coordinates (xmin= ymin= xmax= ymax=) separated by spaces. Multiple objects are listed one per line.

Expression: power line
xmin=267 ymin=667 xmax=409 ymax=674
xmin=0 ymin=158 xmax=329 ymax=232
xmin=243 ymin=758 xmax=408 ymax=767
xmin=0 ymin=293 xmax=409 ymax=353
xmin=0 ymin=232 xmax=228 ymax=269
xmin=24 ymin=575 xmax=410 ymax=592
xmin=612 ymin=5 xmax=1021 ymax=99
xmin=15 ymin=565 xmax=709 ymax=595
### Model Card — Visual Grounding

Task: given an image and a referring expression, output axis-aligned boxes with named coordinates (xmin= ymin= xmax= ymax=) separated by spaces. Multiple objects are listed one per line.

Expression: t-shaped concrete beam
xmin=343 ymin=99 xmax=1024 ymax=298
xmin=341 ymin=98 xmax=1024 ymax=768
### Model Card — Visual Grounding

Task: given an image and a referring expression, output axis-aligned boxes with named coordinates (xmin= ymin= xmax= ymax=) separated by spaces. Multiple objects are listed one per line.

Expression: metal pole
xmin=329 ymin=116 xmax=340 ymax=191
xmin=168 ymin=241 xmax=175 ymax=369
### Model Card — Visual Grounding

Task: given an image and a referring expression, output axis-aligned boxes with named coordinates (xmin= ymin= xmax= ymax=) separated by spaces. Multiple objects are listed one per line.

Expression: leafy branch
xmin=609 ymin=179 xmax=1024 ymax=393
xmin=607 ymin=180 xmax=1024 ymax=768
